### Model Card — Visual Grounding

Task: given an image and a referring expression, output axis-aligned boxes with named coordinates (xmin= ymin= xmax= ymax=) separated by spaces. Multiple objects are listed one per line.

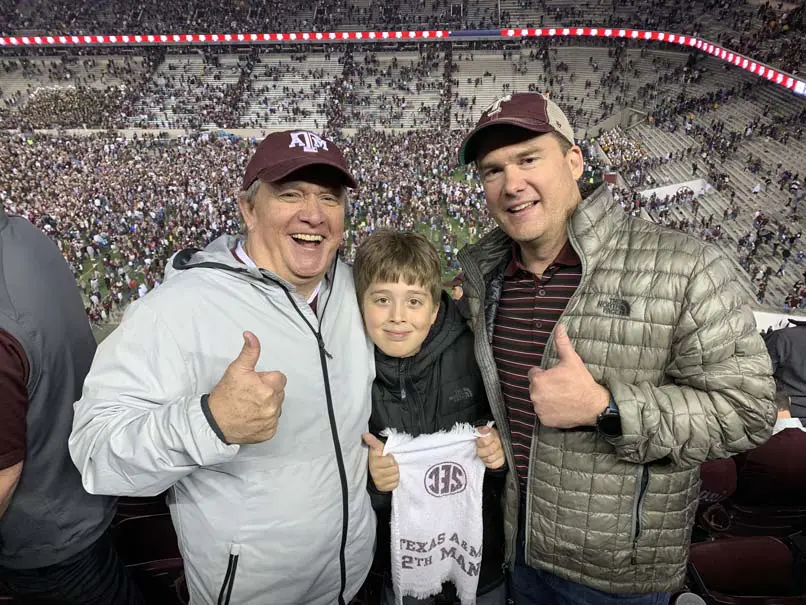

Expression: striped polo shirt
xmin=492 ymin=240 xmax=582 ymax=495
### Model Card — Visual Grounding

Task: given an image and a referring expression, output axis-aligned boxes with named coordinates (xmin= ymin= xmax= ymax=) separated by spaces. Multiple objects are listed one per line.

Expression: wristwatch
xmin=596 ymin=395 xmax=622 ymax=436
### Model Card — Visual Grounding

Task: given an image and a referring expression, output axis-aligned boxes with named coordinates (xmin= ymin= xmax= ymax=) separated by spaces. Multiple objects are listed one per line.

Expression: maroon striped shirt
xmin=492 ymin=240 xmax=581 ymax=495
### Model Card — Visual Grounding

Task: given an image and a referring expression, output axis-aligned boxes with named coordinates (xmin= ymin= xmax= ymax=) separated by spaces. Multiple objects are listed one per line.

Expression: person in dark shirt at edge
xmin=765 ymin=319 xmax=806 ymax=419
xmin=733 ymin=383 xmax=806 ymax=507
xmin=354 ymin=230 xmax=508 ymax=605
xmin=0 ymin=203 xmax=144 ymax=604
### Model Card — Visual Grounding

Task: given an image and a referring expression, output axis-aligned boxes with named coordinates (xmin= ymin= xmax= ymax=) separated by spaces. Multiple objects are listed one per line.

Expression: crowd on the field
xmin=3 ymin=118 xmax=801 ymax=326
xmin=0 ymin=121 xmax=635 ymax=325
xmin=0 ymin=129 xmax=497 ymax=325
xmin=0 ymin=40 xmax=803 ymax=322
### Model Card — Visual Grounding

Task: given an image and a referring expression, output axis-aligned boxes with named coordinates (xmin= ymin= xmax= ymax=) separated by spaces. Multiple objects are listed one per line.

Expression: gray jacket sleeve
xmin=68 ymin=301 xmax=239 ymax=497
xmin=604 ymin=245 xmax=777 ymax=467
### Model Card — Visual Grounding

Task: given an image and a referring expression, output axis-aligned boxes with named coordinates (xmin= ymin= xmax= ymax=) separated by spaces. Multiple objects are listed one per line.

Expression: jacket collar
xmin=504 ymin=238 xmax=580 ymax=277
xmin=566 ymin=183 xmax=622 ymax=263
xmin=170 ymin=233 xmax=337 ymax=294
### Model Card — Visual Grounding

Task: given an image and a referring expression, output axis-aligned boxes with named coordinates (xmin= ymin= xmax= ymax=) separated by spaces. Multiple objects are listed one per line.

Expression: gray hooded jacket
xmin=69 ymin=234 xmax=376 ymax=605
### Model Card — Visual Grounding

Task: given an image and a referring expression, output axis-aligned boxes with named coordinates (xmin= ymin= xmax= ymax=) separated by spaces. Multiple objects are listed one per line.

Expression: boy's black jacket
xmin=368 ymin=291 xmax=506 ymax=596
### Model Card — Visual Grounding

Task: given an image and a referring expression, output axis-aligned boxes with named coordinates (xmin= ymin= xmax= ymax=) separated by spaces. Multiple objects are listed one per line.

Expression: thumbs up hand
xmin=362 ymin=433 xmax=399 ymax=492
xmin=528 ymin=324 xmax=610 ymax=429
xmin=207 ymin=331 xmax=287 ymax=444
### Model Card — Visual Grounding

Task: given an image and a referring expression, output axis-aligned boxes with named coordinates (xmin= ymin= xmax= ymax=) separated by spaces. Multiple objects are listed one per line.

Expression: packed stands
xmin=1 ymin=39 xmax=804 ymax=316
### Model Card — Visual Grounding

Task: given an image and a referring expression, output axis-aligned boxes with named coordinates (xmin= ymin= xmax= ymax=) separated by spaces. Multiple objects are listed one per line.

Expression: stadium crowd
xmin=0 ymin=119 xmax=627 ymax=327
xmin=0 ymin=0 xmax=803 ymax=318
xmin=0 ymin=53 xmax=160 ymax=129
xmin=1 ymin=63 xmax=805 ymax=322
xmin=0 ymin=129 xmax=493 ymax=325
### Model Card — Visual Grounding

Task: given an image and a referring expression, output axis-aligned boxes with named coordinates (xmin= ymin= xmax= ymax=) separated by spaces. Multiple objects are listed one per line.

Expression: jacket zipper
xmin=399 ymin=359 xmax=407 ymax=400
xmin=459 ymin=227 xmax=592 ymax=569
xmin=525 ymin=228 xmax=594 ymax=563
xmin=631 ymin=465 xmax=650 ymax=565
xmin=315 ymin=324 xmax=347 ymax=604
xmin=278 ymin=275 xmax=348 ymax=605
xmin=398 ymin=359 xmax=428 ymax=433
xmin=522 ymin=230 xmax=587 ymax=563
xmin=457 ymin=257 xmax=521 ymax=568
xmin=217 ymin=544 xmax=241 ymax=605
xmin=527 ymin=322 xmax=558 ymax=566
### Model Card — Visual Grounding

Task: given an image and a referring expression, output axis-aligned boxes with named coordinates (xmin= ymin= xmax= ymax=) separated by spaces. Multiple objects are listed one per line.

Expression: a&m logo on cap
xmin=289 ymin=131 xmax=329 ymax=153
xmin=424 ymin=461 xmax=467 ymax=497
xmin=482 ymin=94 xmax=512 ymax=119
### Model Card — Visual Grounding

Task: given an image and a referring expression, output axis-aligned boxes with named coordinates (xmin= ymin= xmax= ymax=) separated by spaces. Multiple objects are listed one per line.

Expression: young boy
xmin=353 ymin=230 xmax=507 ymax=605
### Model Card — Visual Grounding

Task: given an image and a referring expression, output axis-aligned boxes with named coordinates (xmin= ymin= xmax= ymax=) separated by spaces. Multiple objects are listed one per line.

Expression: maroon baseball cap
xmin=242 ymin=130 xmax=357 ymax=191
xmin=458 ymin=93 xmax=576 ymax=165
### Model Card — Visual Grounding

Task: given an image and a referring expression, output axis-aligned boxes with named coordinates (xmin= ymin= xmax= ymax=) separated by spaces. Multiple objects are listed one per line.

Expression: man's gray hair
xmin=239 ymin=179 xmax=262 ymax=205
xmin=238 ymin=180 xmax=262 ymax=233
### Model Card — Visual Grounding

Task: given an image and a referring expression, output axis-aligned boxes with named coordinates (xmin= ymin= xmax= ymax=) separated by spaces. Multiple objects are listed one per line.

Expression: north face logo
xmin=424 ymin=462 xmax=467 ymax=497
xmin=289 ymin=131 xmax=328 ymax=153
xmin=449 ymin=387 xmax=473 ymax=403
xmin=597 ymin=298 xmax=631 ymax=317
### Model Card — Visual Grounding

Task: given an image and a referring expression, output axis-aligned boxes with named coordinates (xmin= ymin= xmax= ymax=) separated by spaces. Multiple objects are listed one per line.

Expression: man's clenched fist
xmin=208 ymin=331 xmax=287 ymax=444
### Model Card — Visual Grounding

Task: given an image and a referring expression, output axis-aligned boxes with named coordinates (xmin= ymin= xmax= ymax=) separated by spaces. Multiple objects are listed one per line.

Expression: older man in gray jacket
xmin=69 ymin=131 xmax=376 ymax=605
xmin=456 ymin=93 xmax=776 ymax=604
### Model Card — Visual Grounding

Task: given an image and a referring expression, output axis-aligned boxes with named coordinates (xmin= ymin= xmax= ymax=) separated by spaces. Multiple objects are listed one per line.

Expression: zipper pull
xmin=630 ymin=541 xmax=638 ymax=565
xmin=316 ymin=333 xmax=333 ymax=359
xmin=399 ymin=363 xmax=407 ymax=400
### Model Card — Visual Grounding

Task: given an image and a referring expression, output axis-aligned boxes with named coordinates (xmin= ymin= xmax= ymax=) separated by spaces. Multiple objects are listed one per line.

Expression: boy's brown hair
xmin=353 ymin=230 xmax=442 ymax=307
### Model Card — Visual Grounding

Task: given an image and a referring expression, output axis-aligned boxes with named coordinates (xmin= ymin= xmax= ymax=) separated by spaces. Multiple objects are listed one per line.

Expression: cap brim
xmin=249 ymin=156 xmax=358 ymax=189
xmin=458 ymin=119 xmax=555 ymax=165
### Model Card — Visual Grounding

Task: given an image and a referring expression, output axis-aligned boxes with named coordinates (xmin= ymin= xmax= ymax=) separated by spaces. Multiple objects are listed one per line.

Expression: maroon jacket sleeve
xmin=0 ymin=329 xmax=29 ymax=469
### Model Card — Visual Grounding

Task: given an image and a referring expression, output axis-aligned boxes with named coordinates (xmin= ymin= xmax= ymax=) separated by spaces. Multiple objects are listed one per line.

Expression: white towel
xmin=383 ymin=423 xmax=487 ymax=605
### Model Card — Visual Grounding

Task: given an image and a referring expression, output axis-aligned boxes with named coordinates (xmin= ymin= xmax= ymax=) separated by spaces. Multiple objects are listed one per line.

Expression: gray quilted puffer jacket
xmin=457 ymin=184 xmax=776 ymax=594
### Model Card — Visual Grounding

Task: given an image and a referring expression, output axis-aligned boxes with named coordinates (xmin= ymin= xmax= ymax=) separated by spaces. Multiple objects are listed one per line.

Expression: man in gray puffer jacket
xmin=456 ymin=93 xmax=776 ymax=604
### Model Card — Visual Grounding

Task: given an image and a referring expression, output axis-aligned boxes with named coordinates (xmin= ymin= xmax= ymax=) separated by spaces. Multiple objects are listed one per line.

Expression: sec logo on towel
xmin=424 ymin=462 xmax=467 ymax=497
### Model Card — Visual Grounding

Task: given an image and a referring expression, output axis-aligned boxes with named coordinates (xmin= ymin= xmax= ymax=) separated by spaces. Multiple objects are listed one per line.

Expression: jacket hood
xmin=415 ymin=291 xmax=468 ymax=371
xmin=374 ymin=291 xmax=467 ymax=382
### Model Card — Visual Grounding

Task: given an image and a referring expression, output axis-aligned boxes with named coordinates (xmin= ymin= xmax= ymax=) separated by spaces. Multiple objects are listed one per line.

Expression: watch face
xmin=598 ymin=413 xmax=622 ymax=437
